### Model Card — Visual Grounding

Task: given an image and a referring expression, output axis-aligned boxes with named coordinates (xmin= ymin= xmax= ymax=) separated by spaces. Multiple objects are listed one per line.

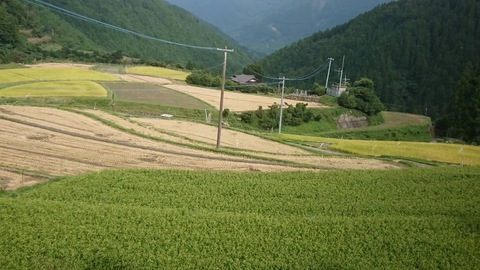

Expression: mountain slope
xmin=166 ymin=0 xmax=393 ymax=54
xmin=259 ymin=0 xmax=480 ymax=120
xmin=2 ymin=0 xmax=253 ymax=71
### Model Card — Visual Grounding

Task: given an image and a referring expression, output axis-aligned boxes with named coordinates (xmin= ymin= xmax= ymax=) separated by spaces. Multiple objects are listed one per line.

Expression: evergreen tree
xmin=0 ymin=3 xmax=19 ymax=46
xmin=447 ymin=62 xmax=480 ymax=143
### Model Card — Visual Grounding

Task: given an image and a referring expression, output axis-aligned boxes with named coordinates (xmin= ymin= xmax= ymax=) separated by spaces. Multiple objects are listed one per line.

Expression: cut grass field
xmin=0 ymin=81 xmax=108 ymax=97
xmin=1 ymin=167 xmax=479 ymax=269
xmin=127 ymin=66 xmax=190 ymax=81
xmin=0 ymin=68 xmax=120 ymax=84
xmin=277 ymin=134 xmax=480 ymax=166
xmin=104 ymin=82 xmax=212 ymax=110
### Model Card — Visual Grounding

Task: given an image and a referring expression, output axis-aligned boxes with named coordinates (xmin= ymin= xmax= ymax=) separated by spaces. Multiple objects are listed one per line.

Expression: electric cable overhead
xmin=26 ymin=0 xmax=220 ymax=51
xmin=230 ymin=56 xmax=331 ymax=82
xmin=285 ymin=60 xmax=330 ymax=81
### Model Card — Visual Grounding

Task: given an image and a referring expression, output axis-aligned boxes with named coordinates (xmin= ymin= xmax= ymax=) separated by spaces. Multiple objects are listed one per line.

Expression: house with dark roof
xmin=231 ymin=74 xmax=259 ymax=85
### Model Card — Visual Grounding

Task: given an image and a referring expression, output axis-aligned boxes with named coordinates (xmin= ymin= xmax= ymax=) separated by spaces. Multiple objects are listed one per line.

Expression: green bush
xmin=186 ymin=71 xmax=222 ymax=87
xmin=338 ymin=78 xmax=385 ymax=116
xmin=240 ymin=103 xmax=315 ymax=130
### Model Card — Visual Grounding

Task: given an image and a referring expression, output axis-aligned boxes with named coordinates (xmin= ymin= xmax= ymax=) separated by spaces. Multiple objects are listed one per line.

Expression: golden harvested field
xmin=127 ymin=66 xmax=190 ymax=81
xmin=131 ymin=117 xmax=308 ymax=154
xmin=278 ymin=134 xmax=480 ymax=166
xmin=25 ymin=63 xmax=93 ymax=69
xmin=110 ymin=73 xmax=171 ymax=84
xmin=0 ymin=106 xmax=398 ymax=189
xmin=166 ymin=84 xmax=328 ymax=112
xmin=0 ymin=81 xmax=107 ymax=97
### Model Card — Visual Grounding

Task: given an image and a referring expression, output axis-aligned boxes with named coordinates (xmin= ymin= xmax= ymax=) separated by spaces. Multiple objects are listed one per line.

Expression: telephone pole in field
xmin=325 ymin=57 xmax=334 ymax=89
xmin=216 ymin=47 xmax=234 ymax=149
xmin=278 ymin=76 xmax=286 ymax=134
xmin=338 ymin=55 xmax=345 ymax=88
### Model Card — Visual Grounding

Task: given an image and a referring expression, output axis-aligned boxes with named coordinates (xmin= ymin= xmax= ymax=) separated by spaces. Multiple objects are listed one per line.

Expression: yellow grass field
xmin=0 ymin=68 xmax=120 ymax=84
xmin=0 ymin=81 xmax=107 ymax=97
xmin=277 ymin=134 xmax=480 ymax=166
xmin=127 ymin=66 xmax=190 ymax=81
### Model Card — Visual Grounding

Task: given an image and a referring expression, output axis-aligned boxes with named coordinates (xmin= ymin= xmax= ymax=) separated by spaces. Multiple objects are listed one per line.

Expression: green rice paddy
xmin=0 ymin=81 xmax=107 ymax=97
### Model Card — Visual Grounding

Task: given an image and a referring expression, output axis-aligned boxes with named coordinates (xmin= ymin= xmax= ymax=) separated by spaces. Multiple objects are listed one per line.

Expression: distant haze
xmin=166 ymin=0 xmax=394 ymax=54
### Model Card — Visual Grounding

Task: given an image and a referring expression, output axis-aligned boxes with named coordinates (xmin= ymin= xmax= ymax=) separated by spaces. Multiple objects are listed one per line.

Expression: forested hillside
xmin=260 ymin=0 xmax=480 ymax=121
xmin=0 ymin=0 xmax=252 ymax=71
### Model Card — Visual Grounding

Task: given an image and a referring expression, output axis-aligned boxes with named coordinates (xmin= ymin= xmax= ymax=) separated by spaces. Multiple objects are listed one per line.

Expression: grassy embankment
xmin=1 ymin=167 xmax=479 ymax=269
xmin=279 ymin=104 xmax=432 ymax=142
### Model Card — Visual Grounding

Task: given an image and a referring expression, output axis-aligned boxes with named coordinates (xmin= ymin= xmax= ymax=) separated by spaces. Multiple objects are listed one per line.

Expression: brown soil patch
xmin=27 ymin=36 xmax=52 ymax=45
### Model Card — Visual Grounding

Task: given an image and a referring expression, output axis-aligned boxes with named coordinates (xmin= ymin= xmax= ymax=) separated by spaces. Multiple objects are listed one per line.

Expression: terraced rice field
xmin=0 ymin=68 xmax=120 ymax=84
xmin=0 ymin=106 xmax=398 ymax=190
xmin=278 ymin=134 xmax=480 ymax=166
xmin=1 ymin=81 xmax=107 ymax=97
xmin=166 ymin=84 xmax=328 ymax=112
xmin=127 ymin=66 xmax=190 ymax=81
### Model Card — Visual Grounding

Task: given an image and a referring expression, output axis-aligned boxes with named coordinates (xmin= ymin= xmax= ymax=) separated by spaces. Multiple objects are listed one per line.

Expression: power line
xmin=285 ymin=60 xmax=330 ymax=81
xmin=230 ymin=55 xmax=330 ymax=82
xmin=25 ymin=0 xmax=220 ymax=51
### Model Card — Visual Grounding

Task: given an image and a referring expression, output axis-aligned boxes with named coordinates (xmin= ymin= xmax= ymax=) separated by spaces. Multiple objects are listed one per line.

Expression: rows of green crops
xmin=1 ymin=167 xmax=479 ymax=269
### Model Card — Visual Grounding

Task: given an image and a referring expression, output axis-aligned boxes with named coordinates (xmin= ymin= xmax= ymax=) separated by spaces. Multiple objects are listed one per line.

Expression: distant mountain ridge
xmin=166 ymin=0 xmax=393 ymax=54
xmin=1 ymin=0 xmax=253 ymax=70
xmin=259 ymin=0 xmax=480 ymax=121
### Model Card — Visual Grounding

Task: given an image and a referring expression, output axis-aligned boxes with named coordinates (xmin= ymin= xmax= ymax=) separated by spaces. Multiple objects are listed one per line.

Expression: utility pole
xmin=339 ymin=55 xmax=345 ymax=88
xmin=278 ymin=76 xmax=286 ymax=134
xmin=216 ymin=47 xmax=234 ymax=149
xmin=325 ymin=58 xmax=334 ymax=89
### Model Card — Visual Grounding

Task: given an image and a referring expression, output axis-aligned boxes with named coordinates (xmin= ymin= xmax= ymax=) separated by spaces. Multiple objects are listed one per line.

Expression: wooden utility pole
xmin=216 ymin=47 xmax=234 ymax=149
xmin=339 ymin=55 xmax=345 ymax=88
xmin=278 ymin=76 xmax=286 ymax=134
xmin=325 ymin=58 xmax=334 ymax=89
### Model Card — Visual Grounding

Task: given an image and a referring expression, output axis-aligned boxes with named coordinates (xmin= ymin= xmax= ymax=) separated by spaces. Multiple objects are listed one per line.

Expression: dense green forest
xmin=443 ymin=62 xmax=480 ymax=143
xmin=0 ymin=0 xmax=252 ymax=71
xmin=260 ymin=0 xmax=480 ymax=123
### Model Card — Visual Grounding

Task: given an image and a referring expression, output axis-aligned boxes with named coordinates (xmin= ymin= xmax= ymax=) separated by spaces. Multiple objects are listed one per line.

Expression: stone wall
xmin=337 ymin=113 xmax=368 ymax=129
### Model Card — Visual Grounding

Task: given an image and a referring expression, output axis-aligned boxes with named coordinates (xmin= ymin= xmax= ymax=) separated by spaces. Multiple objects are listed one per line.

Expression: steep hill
xmin=259 ymin=0 xmax=480 ymax=120
xmin=166 ymin=0 xmax=393 ymax=54
xmin=1 ymin=0 xmax=253 ymax=71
